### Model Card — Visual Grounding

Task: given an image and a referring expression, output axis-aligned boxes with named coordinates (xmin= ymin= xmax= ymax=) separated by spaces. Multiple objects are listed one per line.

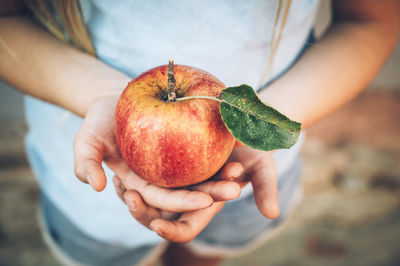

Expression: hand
xmin=113 ymin=161 xmax=244 ymax=242
xmin=226 ymin=145 xmax=280 ymax=219
xmin=73 ymin=93 xmax=241 ymax=214
xmin=114 ymin=145 xmax=279 ymax=242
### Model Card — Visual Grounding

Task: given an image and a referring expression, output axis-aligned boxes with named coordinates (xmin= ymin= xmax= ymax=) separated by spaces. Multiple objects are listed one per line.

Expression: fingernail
xmin=86 ymin=175 xmax=97 ymax=191
xmin=150 ymin=224 xmax=159 ymax=232
xmin=207 ymin=199 xmax=214 ymax=208
xmin=151 ymin=226 xmax=164 ymax=236
xmin=156 ymin=229 xmax=164 ymax=237
xmin=126 ymin=198 xmax=136 ymax=210
xmin=86 ymin=175 xmax=93 ymax=185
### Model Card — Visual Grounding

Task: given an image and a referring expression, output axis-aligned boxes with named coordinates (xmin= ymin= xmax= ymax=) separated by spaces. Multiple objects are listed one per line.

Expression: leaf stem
xmin=175 ymin=95 xmax=222 ymax=102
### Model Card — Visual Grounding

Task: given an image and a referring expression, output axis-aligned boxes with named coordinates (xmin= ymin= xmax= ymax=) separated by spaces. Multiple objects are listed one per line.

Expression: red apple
xmin=114 ymin=63 xmax=236 ymax=188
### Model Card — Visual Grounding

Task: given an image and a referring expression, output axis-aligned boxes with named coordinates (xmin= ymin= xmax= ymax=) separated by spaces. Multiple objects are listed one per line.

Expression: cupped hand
xmin=113 ymin=161 xmax=244 ymax=242
xmin=115 ymin=145 xmax=280 ymax=243
xmin=73 ymin=94 xmax=242 ymax=213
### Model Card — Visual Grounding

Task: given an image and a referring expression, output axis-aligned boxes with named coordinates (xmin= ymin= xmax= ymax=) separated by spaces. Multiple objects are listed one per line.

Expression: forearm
xmin=0 ymin=16 xmax=130 ymax=117
xmin=261 ymin=0 xmax=400 ymax=129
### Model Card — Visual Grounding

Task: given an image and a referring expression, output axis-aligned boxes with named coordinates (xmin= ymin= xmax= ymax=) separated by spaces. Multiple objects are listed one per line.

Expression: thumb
xmin=217 ymin=161 xmax=249 ymax=188
xmin=251 ymin=157 xmax=280 ymax=219
xmin=216 ymin=162 xmax=244 ymax=180
xmin=74 ymin=125 xmax=107 ymax=192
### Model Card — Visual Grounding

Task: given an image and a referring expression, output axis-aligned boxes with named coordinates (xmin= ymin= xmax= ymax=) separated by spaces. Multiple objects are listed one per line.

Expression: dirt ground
xmin=0 ymin=90 xmax=399 ymax=266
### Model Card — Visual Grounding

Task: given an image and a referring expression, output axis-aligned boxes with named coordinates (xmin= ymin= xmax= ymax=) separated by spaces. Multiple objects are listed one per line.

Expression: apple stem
xmin=175 ymin=95 xmax=222 ymax=103
xmin=167 ymin=58 xmax=177 ymax=102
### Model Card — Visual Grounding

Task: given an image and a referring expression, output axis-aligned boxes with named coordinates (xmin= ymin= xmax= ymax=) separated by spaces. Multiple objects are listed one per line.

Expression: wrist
xmin=65 ymin=60 xmax=131 ymax=117
xmin=83 ymin=72 xmax=131 ymax=117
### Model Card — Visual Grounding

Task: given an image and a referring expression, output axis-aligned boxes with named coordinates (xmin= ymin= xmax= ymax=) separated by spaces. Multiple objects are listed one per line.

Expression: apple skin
xmin=114 ymin=64 xmax=236 ymax=188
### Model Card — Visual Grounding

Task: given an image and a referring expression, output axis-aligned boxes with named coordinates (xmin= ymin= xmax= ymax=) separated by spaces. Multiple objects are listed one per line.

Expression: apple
xmin=114 ymin=61 xmax=236 ymax=188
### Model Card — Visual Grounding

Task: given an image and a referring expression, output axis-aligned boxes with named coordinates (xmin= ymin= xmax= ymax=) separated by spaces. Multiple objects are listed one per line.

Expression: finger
xmin=113 ymin=175 xmax=126 ymax=202
xmin=119 ymin=172 xmax=214 ymax=213
xmin=216 ymin=161 xmax=248 ymax=187
xmin=192 ymin=180 xmax=240 ymax=201
xmin=216 ymin=162 xmax=244 ymax=180
xmin=123 ymin=190 xmax=162 ymax=227
xmin=191 ymin=162 xmax=243 ymax=201
xmin=74 ymin=127 xmax=107 ymax=192
xmin=141 ymin=186 xmax=214 ymax=213
xmin=251 ymin=157 xmax=280 ymax=219
xmin=149 ymin=202 xmax=224 ymax=243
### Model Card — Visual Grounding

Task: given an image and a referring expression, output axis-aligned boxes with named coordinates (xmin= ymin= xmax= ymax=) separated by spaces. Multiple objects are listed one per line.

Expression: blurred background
xmin=1 ymin=2 xmax=400 ymax=266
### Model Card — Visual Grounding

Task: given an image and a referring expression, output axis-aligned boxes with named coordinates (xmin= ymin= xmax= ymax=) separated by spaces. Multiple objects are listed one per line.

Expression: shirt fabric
xmin=25 ymin=0 xmax=319 ymax=248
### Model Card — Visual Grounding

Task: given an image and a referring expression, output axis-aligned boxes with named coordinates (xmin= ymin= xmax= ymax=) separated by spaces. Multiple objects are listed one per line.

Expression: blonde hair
xmin=269 ymin=0 xmax=292 ymax=71
xmin=24 ymin=0 xmax=96 ymax=56
xmin=259 ymin=0 xmax=292 ymax=87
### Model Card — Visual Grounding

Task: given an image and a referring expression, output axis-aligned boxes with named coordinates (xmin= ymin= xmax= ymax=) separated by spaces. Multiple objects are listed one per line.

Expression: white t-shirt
xmin=25 ymin=0 xmax=319 ymax=247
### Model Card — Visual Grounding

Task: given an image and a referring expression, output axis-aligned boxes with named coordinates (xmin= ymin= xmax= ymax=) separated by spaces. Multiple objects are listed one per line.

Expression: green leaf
xmin=219 ymin=84 xmax=301 ymax=151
